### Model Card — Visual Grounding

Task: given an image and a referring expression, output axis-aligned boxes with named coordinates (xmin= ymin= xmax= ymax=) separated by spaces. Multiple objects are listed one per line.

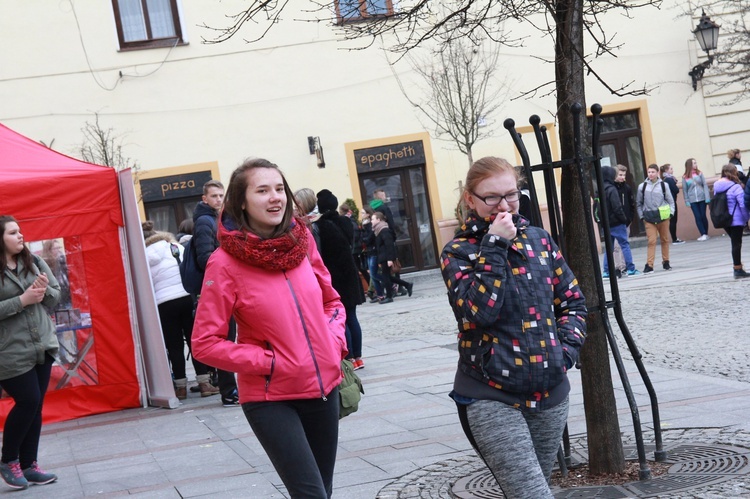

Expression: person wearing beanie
xmin=316 ymin=190 xmax=367 ymax=370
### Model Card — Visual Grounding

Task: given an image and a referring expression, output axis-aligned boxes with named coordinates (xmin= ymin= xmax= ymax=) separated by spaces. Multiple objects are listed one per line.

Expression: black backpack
xmin=178 ymin=238 xmax=204 ymax=295
xmin=709 ymin=190 xmax=736 ymax=229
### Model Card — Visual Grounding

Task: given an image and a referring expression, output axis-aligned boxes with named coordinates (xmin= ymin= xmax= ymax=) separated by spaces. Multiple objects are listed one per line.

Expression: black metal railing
xmin=504 ymin=103 xmax=666 ymax=481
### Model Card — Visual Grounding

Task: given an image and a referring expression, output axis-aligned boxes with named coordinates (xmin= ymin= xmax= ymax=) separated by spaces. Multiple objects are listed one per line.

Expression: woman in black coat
xmin=315 ymin=190 xmax=366 ymax=369
xmin=372 ymin=211 xmax=413 ymax=304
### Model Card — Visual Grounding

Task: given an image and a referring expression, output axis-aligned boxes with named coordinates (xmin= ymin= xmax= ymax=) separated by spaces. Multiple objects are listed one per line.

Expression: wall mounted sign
xmin=140 ymin=171 xmax=213 ymax=202
xmin=355 ymin=140 xmax=425 ymax=173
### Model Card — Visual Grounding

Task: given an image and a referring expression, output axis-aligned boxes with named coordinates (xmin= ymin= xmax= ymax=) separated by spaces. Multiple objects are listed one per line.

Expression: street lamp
xmin=688 ymin=10 xmax=720 ymax=90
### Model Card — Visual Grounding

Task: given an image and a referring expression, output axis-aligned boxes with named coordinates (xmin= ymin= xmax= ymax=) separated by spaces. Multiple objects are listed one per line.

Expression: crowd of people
xmin=3 ymin=147 xmax=749 ymax=497
xmin=598 ymin=152 xmax=749 ymax=280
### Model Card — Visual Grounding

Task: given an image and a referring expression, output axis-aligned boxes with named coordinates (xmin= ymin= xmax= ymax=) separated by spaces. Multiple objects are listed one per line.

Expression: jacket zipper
xmin=265 ymin=342 xmax=275 ymax=393
xmin=284 ymin=270 xmax=327 ymax=400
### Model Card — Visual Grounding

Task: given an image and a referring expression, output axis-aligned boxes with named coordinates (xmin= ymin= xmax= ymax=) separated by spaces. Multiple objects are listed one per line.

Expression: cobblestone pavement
xmin=358 ymin=235 xmax=750 ymax=498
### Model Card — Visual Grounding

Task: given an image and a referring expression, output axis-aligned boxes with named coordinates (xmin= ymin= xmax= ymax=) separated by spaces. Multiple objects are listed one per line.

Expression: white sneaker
xmin=697 ymin=234 xmax=708 ymax=241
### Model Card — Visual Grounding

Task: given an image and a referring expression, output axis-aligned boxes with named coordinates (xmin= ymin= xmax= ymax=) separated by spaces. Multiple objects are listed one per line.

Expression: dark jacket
xmin=192 ymin=202 xmax=219 ymax=271
xmin=316 ymin=211 xmax=364 ymax=308
xmin=371 ymin=199 xmax=397 ymax=236
xmin=361 ymin=221 xmax=376 ymax=256
xmin=374 ymin=225 xmax=398 ymax=264
xmin=602 ymin=167 xmax=629 ymax=227
xmin=662 ymin=175 xmax=680 ymax=219
xmin=441 ymin=214 xmax=587 ymax=412
xmin=616 ymin=181 xmax=636 ymax=226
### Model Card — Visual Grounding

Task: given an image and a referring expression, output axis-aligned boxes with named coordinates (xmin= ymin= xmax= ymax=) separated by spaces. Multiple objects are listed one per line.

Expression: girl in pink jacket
xmin=192 ymin=158 xmax=347 ymax=498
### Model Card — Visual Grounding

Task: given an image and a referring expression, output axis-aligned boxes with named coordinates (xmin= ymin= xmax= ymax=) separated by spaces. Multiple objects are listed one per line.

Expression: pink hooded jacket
xmin=191 ymin=226 xmax=348 ymax=404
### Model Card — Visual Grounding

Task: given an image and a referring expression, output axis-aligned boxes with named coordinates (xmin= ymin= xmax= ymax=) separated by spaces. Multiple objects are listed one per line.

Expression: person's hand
xmin=33 ymin=273 xmax=49 ymax=289
xmin=387 ymin=260 xmax=393 ymax=268
xmin=488 ymin=212 xmax=516 ymax=240
xmin=20 ymin=284 xmax=46 ymax=307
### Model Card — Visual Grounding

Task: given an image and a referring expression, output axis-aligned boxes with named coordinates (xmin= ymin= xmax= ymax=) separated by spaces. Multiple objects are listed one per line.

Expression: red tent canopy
xmin=0 ymin=123 xmax=140 ymax=424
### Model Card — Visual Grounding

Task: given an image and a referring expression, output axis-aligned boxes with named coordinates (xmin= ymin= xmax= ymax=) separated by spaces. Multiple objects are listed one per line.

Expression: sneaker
xmin=626 ymin=269 xmax=642 ymax=276
xmin=734 ymin=268 xmax=750 ymax=279
xmin=379 ymin=297 xmax=394 ymax=304
xmin=406 ymin=282 xmax=414 ymax=297
xmin=643 ymin=265 xmax=654 ymax=274
xmin=352 ymin=358 xmax=365 ymax=370
xmin=199 ymin=382 xmax=220 ymax=397
xmin=222 ymin=389 xmax=239 ymax=407
xmin=22 ymin=462 xmax=57 ymax=486
xmin=602 ymin=271 xmax=610 ymax=279
xmin=0 ymin=460 xmax=29 ymax=490
xmin=663 ymin=261 xmax=672 ymax=271
xmin=369 ymin=296 xmax=383 ymax=303
xmin=397 ymin=287 xmax=408 ymax=297
xmin=615 ymin=269 xmax=622 ymax=279
xmin=189 ymin=385 xmax=201 ymax=393
xmin=672 ymin=239 xmax=685 ymax=245
xmin=697 ymin=234 xmax=709 ymax=241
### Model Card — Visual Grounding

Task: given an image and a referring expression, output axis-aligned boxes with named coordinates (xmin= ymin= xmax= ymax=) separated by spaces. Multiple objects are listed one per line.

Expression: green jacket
xmin=0 ymin=255 xmax=60 ymax=380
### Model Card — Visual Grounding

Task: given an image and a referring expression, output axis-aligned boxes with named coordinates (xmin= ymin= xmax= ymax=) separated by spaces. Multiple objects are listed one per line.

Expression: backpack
xmin=709 ymin=190 xmax=736 ymax=229
xmin=179 ymin=238 xmax=204 ymax=295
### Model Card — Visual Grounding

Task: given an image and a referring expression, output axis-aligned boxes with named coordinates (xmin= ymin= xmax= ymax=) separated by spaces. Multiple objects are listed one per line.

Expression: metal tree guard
xmin=504 ymin=103 xmax=666 ymax=481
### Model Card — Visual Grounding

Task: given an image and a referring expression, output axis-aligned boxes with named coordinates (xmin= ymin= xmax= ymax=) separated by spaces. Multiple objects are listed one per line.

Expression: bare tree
xmin=203 ymin=0 xmax=663 ymax=474
xmin=683 ymin=2 xmax=750 ymax=103
xmin=76 ymin=113 xmax=140 ymax=172
xmin=397 ymin=38 xmax=504 ymax=166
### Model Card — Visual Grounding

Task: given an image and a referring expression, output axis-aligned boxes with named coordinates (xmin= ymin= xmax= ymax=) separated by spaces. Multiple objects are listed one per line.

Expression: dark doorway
xmin=359 ymin=166 xmax=438 ymax=271
xmin=592 ymin=112 xmax=647 ymax=236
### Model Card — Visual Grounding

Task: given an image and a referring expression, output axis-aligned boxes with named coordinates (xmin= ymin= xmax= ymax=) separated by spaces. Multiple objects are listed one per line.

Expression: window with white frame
xmin=112 ymin=0 xmax=184 ymax=50
xmin=336 ymin=0 xmax=394 ymax=23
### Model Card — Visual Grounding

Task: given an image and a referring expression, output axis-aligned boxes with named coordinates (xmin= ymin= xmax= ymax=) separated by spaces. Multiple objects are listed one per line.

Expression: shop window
xmin=30 ymin=237 xmax=98 ymax=391
xmin=112 ymin=0 xmax=184 ymax=50
xmin=336 ymin=0 xmax=394 ymax=23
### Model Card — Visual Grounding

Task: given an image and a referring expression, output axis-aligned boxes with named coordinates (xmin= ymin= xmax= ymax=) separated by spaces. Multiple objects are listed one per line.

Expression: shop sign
xmin=355 ymin=141 xmax=425 ymax=172
xmin=140 ymin=171 xmax=213 ymax=202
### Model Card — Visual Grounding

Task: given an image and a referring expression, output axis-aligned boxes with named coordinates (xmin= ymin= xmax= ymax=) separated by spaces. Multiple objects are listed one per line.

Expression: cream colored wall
xmin=0 ymin=0 xmax=732 ymax=233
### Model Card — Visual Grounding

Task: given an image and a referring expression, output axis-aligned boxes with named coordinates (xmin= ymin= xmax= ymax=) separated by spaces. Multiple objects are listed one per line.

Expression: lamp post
xmin=688 ymin=10 xmax=720 ymax=90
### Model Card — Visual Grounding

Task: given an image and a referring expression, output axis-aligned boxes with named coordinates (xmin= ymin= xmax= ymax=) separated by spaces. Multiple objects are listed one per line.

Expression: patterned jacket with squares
xmin=441 ymin=214 xmax=587 ymax=411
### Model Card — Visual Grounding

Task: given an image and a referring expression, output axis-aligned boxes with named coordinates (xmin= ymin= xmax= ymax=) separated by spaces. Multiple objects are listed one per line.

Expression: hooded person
xmin=601 ymin=166 xmax=640 ymax=277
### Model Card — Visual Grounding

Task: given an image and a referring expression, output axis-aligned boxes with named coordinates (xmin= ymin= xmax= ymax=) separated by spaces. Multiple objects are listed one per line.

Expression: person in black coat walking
xmin=316 ymin=190 xmax=366 ymax=369
xmin=659 ymin=164 xmax=685 ymax=244
xmin=372 ymin=211 xmax=413 ymax=304
xmin=602 ymin=166 xmax=640 ymax=277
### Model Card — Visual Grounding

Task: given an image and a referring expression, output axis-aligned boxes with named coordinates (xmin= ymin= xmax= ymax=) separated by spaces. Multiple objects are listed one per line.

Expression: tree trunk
xmin=554 ymin=0 xmax=625 ymax=474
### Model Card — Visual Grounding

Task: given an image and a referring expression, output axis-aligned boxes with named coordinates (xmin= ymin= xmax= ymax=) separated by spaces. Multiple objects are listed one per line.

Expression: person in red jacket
xmin=191 ymin=158 xmax=348 ymax=498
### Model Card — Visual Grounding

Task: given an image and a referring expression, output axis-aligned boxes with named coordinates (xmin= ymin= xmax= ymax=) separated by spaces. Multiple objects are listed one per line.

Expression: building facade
xmin=1 ymin=0 xmax=742 ymax=270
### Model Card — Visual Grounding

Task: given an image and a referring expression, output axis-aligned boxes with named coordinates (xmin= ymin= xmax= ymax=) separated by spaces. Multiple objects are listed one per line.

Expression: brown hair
xmin=141 ymin=220 xmax=156 ymax=239
xmin=463 ymin=157 xmax=521 ymax=203
xmin=658 ymin=163 xmax=671 ymax=177
xmin=616 ymin=164 xmax=628 ymax=173
xmin=223 ymin=158 xmax=295 ymax=239
xmin=721 ymin=164 xmax=741 ymax=184
xmin=727 ymin=149 xmax=740 ymax=159
xmin=647 ymin=163 xmax=659 ymax=172
xmin=0 ymin=215 xmax=33 ymax=282
xmin=372 ymin=211 xmax=387 ymax=223
xmin=203 ymin=179 xmax=224 ymax=196
xmin=683 ymin=158 xmax=700 ymax=178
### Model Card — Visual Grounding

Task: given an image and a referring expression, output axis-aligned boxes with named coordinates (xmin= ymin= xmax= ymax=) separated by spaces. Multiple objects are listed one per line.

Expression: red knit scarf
xmin=219 ymin=218 xmax=309 ymax=271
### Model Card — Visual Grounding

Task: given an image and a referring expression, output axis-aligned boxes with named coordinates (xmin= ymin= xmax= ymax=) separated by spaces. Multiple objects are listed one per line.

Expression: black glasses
xmin=470 ymin=190 xmax=522 ymax=206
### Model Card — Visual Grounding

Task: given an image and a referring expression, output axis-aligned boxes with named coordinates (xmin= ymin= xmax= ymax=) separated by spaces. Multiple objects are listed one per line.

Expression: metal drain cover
xmin=450 ymin=443 xmax=750 ymax=498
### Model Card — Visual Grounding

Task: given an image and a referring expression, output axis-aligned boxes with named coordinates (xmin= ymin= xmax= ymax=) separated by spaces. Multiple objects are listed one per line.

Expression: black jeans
xmin=669 ymin=207 xmax=679 ymax=242
xmin=378 ymin=262 xmax=410 ymax=298
xmin=725 ymin=225 xmax=744 ymax=266
xmin=0 ymin=354 xmax=53 ymax=468
xmin=242 ymin=388 xmax=339 ymax=498
xmin=158 ymin=295 xmax=210 ymax=380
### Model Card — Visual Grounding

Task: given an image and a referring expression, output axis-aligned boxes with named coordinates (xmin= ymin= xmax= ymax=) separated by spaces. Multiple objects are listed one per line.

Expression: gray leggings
xmin=457 ymin=397 xmax=569 ymax=499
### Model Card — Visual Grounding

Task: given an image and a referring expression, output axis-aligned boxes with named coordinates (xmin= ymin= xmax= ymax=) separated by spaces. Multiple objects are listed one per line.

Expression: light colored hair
xmin=727 ymin=148 xmax=740 ymax=159
xmin=721 ymin=164 xmax=740 ymax=184
xmin=463 ymin=157 xmax=520 ymax=201
xmin=203 ymin=179 xmax=224 ymax=195
xmin=294 ymin=188 xmax=317 ymax=216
